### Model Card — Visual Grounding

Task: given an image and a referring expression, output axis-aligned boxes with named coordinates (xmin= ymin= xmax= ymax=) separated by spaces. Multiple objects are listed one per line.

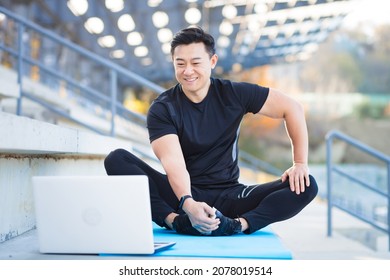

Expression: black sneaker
xmin=172 ymin=214 xmax=202 ymax=236
xmin=211 ymin=210 xmax=242 ymax=236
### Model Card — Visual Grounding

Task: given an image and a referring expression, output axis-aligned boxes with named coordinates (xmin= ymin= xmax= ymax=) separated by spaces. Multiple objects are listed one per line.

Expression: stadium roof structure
xmin=0 ymin=0 xmax=354 ymax=84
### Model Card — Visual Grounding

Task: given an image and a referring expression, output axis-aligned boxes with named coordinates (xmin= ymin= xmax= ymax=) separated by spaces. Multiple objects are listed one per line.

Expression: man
xmin=104 ymin=26 xmax=318 ymax=236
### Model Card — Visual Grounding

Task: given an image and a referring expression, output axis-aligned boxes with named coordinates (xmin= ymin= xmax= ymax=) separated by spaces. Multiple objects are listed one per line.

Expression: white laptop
xmin=32 ymin=175 xmax=175 ymax=255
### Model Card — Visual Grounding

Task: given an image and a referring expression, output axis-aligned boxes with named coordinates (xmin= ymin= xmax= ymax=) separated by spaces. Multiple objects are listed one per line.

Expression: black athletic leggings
xmin=104 ymin=148 xmax=318 ymax=234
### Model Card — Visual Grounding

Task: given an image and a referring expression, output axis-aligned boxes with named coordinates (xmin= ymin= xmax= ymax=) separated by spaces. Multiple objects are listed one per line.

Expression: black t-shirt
xmin=147 ymin=78 xmax=269 ymax=188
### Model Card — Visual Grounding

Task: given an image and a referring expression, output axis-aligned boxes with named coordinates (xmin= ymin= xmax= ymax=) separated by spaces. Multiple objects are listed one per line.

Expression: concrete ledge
xmin=0 ymin=111 xmax=131 ymax=155
xmin=0 ymin=66 xmax=19 ymax=100
xmin=0 ymin=82 xmax=19 ymax=100
xmin=0 ymin=112 xmax=133 ymax=243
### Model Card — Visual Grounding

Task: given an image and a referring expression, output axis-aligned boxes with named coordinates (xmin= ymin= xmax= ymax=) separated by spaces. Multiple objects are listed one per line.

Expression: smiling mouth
xmin=184 ymin=77 xmax=198 ymax=82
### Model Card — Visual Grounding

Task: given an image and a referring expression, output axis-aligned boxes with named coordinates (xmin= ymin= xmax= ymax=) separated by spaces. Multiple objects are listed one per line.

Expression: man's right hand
xmin=182 ymin=199 xmax=220 ymax=234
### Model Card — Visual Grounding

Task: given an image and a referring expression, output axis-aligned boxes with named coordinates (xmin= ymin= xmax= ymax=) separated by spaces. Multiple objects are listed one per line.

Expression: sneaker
xmin=211 ymin=210 xmax=242 ymax=236
xmin=172 ymin=214 xmax=202 ymax=236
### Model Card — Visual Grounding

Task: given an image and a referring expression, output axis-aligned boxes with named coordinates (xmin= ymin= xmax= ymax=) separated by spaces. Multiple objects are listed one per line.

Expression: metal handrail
xmin=239 ymin=150 xmax=282 ymax=177
xmin=326 ymin=130 xmax=390 ymax=250
xmin=0 ymin=6 xmax=162 ymax=137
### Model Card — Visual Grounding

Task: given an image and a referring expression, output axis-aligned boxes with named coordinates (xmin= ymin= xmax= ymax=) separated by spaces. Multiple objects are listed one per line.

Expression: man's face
xmin=172 ymin=42 xmax=218 ymax=97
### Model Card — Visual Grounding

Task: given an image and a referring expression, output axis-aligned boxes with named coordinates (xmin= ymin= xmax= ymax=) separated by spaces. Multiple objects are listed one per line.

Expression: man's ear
xmin=211 ymin=54 xmax=218 ymax=69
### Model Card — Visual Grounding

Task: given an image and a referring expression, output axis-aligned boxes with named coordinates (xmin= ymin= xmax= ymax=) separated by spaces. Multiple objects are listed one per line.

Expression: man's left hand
xmin=281 ymin=163 xmax=310 ymax=195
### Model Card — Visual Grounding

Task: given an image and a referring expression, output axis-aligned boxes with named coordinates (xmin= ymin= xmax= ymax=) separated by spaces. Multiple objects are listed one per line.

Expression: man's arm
xmin=258 ymin=88 xmax=310 ymax=194
xmin=151 ymin=134 xmax=219 ymax=233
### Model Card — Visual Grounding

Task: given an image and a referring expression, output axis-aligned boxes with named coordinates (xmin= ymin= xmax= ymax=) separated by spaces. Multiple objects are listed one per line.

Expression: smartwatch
xmin=178 ymin=195 xmax=192 ymax=210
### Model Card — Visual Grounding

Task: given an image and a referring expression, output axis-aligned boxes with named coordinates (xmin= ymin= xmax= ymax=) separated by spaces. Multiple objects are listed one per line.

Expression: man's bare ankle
xmin=238 ymin=217 xmax=249 ymax=232
xmin=164 ymin=213 xmax=179 ymax=229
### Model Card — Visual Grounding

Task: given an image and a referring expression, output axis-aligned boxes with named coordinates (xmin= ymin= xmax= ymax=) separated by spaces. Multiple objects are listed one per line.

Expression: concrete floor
xmin=271 ymin=198 xmax=390 ymax=260
xmin=1 ymin=198 xmax=389 ymax=260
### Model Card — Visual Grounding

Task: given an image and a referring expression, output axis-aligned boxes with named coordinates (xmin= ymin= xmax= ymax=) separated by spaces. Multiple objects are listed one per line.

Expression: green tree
xmin=299 ymin=24 xmax=390 ymax=94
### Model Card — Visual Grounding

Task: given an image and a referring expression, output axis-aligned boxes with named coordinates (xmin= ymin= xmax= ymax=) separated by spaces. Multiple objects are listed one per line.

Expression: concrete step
xmin=0 ymin=112 xmax=133 ymax=243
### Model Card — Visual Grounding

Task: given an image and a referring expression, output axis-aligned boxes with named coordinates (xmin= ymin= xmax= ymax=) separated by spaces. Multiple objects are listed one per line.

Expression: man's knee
xmin=307 ymin=174 xmax=319 ymax=200
xmin=104 ymin=148 xmax=130 ymax=174
xmin=105 ymin=148 xmax=128 ymax=162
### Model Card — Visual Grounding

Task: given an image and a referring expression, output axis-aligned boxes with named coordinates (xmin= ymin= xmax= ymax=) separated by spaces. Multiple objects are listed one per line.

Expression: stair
xmin=0 ymin=111 xmax=133 ymax=243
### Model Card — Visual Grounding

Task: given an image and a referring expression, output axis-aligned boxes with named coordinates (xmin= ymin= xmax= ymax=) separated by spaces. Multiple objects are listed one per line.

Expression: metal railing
xmin=326 ymin=130 xmax=390 ymax=250
xmin=0 ymin=6 xmax=164 ymax=137
xmin=239 ymin=150 xmax=282 ymax=177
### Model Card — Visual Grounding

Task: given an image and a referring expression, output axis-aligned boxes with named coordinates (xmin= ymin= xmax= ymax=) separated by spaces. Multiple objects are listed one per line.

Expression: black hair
xmin=170 ymin=26 xmax=216 ymax=58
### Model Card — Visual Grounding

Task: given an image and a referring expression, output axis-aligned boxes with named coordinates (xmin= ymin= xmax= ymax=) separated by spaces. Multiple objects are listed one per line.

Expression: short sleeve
xmin=233 ymin=82 xmax=269 ymax=114
xmin=146 ymin=101 xmax=178 ymax=143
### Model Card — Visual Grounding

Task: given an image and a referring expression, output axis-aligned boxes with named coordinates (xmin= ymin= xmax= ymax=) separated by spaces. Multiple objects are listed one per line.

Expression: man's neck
xmin=181 ymin=79 xmax=211 ymax=103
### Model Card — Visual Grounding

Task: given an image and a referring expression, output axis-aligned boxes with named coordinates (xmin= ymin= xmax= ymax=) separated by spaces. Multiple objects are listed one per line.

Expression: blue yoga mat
xmin=152 ymin=224 xmax=292 ymax=259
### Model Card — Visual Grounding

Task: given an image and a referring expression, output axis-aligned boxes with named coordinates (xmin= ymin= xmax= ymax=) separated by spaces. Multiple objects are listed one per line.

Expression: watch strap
xmin=178 ymin=195 xmax=192 ymax=210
